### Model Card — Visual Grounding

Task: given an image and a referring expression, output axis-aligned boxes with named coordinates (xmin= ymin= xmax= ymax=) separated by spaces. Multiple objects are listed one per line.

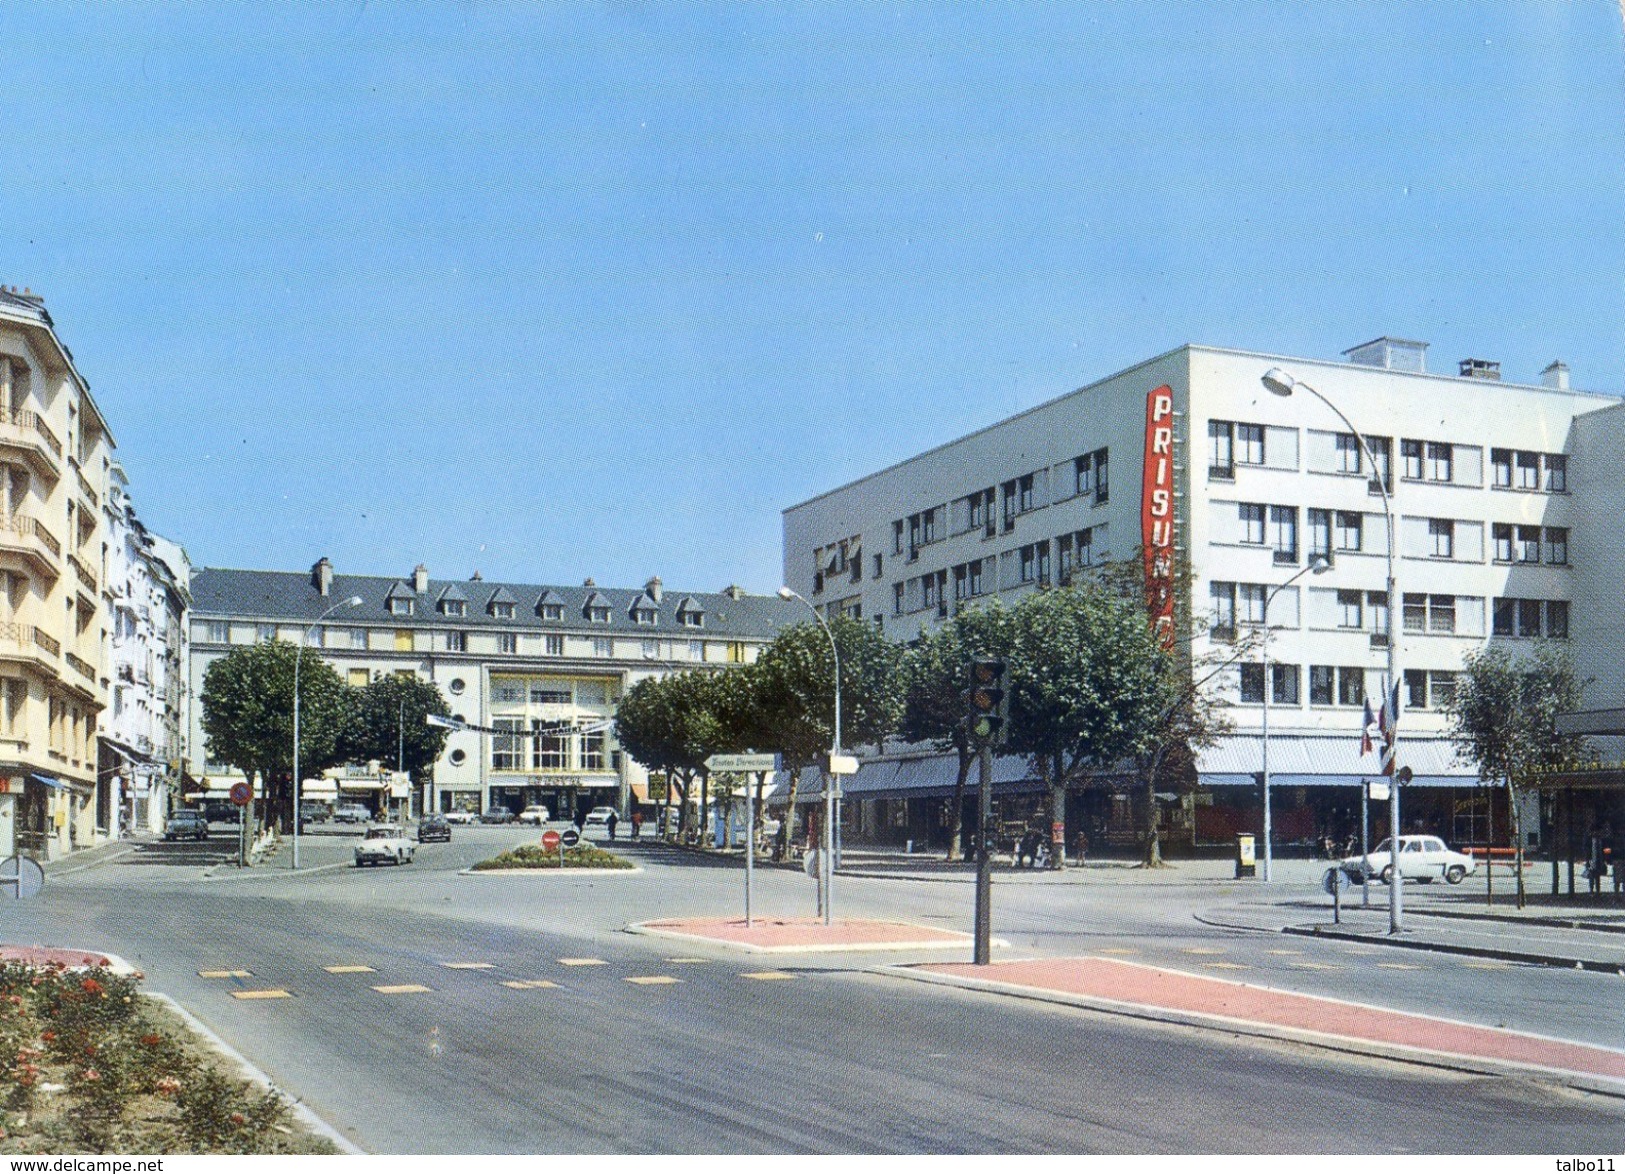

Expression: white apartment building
xmin=188 ymin=561 xmax=800 ymax=820
xmin=100 ymin=463 xmax=190 ymax=836
xmin=783 ymin=338 xmax=1621 ymax=855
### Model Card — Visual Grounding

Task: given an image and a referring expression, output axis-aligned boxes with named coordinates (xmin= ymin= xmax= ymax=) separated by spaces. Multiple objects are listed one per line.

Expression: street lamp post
xmin=1262 ymin=367 xmax=1404 ymax=932
xmin=292 ymin=595 xmax=363 ymax=870
xmin=1260 ymin=555 xmax=1331 ymax=882
xmin=778 ymin=586 xmax=840 ymax=926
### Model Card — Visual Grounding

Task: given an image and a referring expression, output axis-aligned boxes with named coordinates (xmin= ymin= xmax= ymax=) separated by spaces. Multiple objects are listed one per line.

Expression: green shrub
xmin=471 ymin=843 xmax=634 ymax=870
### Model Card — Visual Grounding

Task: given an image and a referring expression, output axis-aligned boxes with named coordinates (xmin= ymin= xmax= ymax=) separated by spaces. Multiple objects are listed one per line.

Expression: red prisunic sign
xmin=1141 ymin=385 xmax=1176 ymax=649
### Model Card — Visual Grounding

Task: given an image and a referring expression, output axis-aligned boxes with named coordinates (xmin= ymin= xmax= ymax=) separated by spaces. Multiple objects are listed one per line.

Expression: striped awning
xmin=1197 ymin=734 xmax=1480 ymax=788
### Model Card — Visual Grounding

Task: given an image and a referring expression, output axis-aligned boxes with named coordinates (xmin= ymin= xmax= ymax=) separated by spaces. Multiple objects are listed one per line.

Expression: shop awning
xmin=769 ymin=754 xmax=1048 ymax=805
xmin=29 ymin=773 xmax=90 ymax=795
xmin=1197 ymin=735 xmax=1480 ymax=788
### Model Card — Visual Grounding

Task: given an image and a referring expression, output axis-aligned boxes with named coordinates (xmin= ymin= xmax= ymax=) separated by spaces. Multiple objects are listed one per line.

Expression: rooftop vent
xmin=1542 ymin=361 xmax=1570 ymax=390
xmin=1343 ymin=337 xmax=1428 ymax=373
xmin=1458 ymin=358 xmax=1501 ymax=381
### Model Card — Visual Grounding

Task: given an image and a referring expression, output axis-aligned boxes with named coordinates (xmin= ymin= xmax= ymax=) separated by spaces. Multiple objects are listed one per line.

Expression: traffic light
xmin=964 ymin=658 xmax=1009 ymax=746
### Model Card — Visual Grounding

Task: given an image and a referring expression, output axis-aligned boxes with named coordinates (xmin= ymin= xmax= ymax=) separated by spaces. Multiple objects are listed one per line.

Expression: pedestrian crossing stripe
xmin=1100 ymin=949 xmax=1138 ymax=956
xmin=372 ymin=984 xmax=433 ymax=994
xmin=1377 ymin=963 xmax=1422 ymax=970
xmin=1181 ymin=948 xmax=1225 ymax=955
xmin=231 ymin=989 xmax=291 ymax=1000
xmin=666 ymin=958 xmax=709 ymax=964
xmin=501 ymin=980 xmax=559 ymax=990
xmin=199 ymin=969 xmax=252 ymax=979
xmin=625 ymin=976 xmax=682 ymax=985
xmin=1289 ymin=962 xmax=1337 ymax=970
xmin=1463 ymin=961 xmax=1509 ymax=969
xmin=323 ymin=965 xmax=376 ymax=974
xmin=1266 ymin=950 xmax=1303 ymax=956
xmin=441 ymin=963 xmax=495 ymax=970
xmin=741 ymin=971 xmax=795 ymax=981
xmin=1201 ymin=962 xmax=1250 ymax=970
xmin=558 ymin=958 xmax=606 ymax=966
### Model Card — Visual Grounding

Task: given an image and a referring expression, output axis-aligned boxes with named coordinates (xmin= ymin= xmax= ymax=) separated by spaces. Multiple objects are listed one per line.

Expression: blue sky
xmin=4 ymin=2 xmax=1623 ymax=594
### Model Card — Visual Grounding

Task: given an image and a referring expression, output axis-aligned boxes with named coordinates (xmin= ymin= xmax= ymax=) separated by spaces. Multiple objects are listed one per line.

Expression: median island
xmin=471 ymin=843 xmax=635 ymax=871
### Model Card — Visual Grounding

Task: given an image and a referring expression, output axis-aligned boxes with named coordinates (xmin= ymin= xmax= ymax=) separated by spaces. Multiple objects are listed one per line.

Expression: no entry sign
xmin=229 ymin=781 xmax=252 ymax=807
xmin=540 ymin=829 xmax=561 ymax=851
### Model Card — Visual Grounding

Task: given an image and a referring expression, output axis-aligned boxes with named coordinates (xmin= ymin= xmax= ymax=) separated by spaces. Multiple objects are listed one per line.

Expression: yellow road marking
xmin=1463 ymin=960 xmax=1509 ymax=970
xmin=1377 ymin=962 xmax=1421 ymax=970
xmin=1290 ymin=962 xmax=1337 ymax=970
xmin=1100 ymin=948 xmax=1139 ymax=956
xmin=323 ymin=965 xmax=376 ymax=974
xmin=501 ymin=980 xmax=559 ymax=990
xmin=1201 ymin=962 xmax=1251 ymax=970
xmin=1181 ymin=948 xmax=1225 ymax=955
xmin=741 ymin=971 xmax=795 ymax=981
xmin=1266 ymin=950 xmax=1303 ymax=956
xmin=666 ymin=957 xmax=710 ymax=964
xmin=558 ymin=958 xmax=606 ymax=967
xmin=625 ymin=976 xmax=682 ymax=986
xmin=372 ymin=984 xmax=433 ymax=995
xmin=230 ymin=989 xmax=291 ymax=1000
xmin=441 ymin=962 xmax=495 ymax=970
xmin=199 ymin=969 xmax=252 ymax=979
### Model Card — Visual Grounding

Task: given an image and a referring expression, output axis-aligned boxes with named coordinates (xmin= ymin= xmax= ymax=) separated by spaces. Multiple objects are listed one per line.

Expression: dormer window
xmin=440 ymin=600 xmax=466 ymax=617
xmin=633 ymin=607 xmax=657 ymax=626
xmin=388 ymin=598 xmax=413 ymax=617
xmin=540 ymin=604 xmax=562 ymax=621
xmin=588 ymin=606 xmax=611 ymax=624
xmin=675 ymin=598 xmax=705 ymax=628
xmin=583 ymin=591 xmax=611 ymax=624
xmin=490 ymin=602 xmax=515 ymax=620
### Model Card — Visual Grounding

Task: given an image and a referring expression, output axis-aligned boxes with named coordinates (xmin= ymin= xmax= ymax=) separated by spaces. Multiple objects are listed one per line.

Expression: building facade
xmin=0 ymin=289 xmax=115 ymax=859
xmin=783 ymin=338 xmax=1623 ymax=856
xmin=187 ymin=561 xmax=801 ymax=819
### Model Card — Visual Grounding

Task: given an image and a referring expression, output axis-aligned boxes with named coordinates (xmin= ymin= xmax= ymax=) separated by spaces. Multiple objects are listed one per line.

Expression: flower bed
xmin=0 ymin=963 xmax=337 ymax=1155
xmin=470 ymin=843 xmax=634 ymax=871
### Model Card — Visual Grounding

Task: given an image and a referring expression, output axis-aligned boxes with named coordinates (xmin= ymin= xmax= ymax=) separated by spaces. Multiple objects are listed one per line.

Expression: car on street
xmin=442 ymin=809 xmax=476 ymax=825
xmin=516 ymin=805 xmax=550 ymax=825
xmin=334 ymin=803 xmax=372 ymax=824
xmin=299 ymin=803 xmax=330 ymax=825
xmin=162 ymin=810 xmax=209 ymax=841
xmin=1341 ymin=835 xmax=1476 ymax=885
xmin=417 ymin=815 xmax=451 ymax=843
xmin=480 ymin=806 xmax=515 ymax=824
xmin=583 ymin=806 xmax=618 ymax=829
xmin=355 ymin=824 xmax=416 ymax=866
xmin=203 ymin=801 xmax=237 ymax=824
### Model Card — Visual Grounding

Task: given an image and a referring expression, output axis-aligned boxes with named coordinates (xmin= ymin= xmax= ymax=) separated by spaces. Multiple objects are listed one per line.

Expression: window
xmin=1209 ymin=582 xmax=1236 ymax=637
xmin=448 ymin=678 xmax=465 ymax=695
xmin=1401 ymin=439 xmax=1424 ymax=480
xmin=493 ymin=682 xmax=524 ymax=703
xmin=448 ymin=748 xmax=466 ymax=766
xmin=545 ymin=634 xmax=564 ymax=656
xmin=588 ymin=605 xmax=610 ymax=623
xmin=440 ymin=599 xmax=466 ymax=617
xmin=1517 ymin=525 xmax=1541 ymax=564
xmin=1308 ymin=509 xmax=1332 ymax=559
xmin=1018 ymin=542 xmax=1049 ymax=585
xmin=1237 ymin=424 xmax=1265 ymax=466
xmin=1367 ymin=436 xmax=1392 ymax=491
xmin=497 ymin=633 xmax=517 ymax=654
xmin=1238 ymin=583 xmax=1267 ymax=626
xmin=1548 ymin=600 xmax=1570 ymax=639
xmin=1518 ymin=598 xmax=1543 ymax=637
xmin=350 ymin=628 xmax=368 ymax=650
xmin=1405 ymin=669 xmax=1428 ymax=711
xmin=688 ymin=638 xmax=704 ymax=660
xmin=679 ymin=609 xmax=703 ymax=628
xmin=1239 ymin=663 xmax=1264 ymax=704
xmin=893 ymin=583 xmax=904 ymax=616
xmin=1367 ymin=592 xmax=1389 ymax=638
xmin=394 ymin=629 xmax=413 ymax=652
xmin=205 ymin=620 xmax=229 ymax=643
xmin=388 ymin=597 xmax=413 ymax=616
xmin=953 ymin=564 xmax=969 ymax=601
xmin=1310 ymin=665 xmax=1334 ymax=706
xmin=1546 ymin=527 xmax=1568 ymax=565
xmin=540 ymin=603 xmax=563 ymax=621
xmin=1335 ymin=511 xmax=1363 ymax=552
xmin=535 ymin=729 xmax=568 ymax=770
xmin=1428 ymin=595 xmax=1456 ymax=634
xmin=446 ymin=631 xmax=467 ymax=652
xmin=256 ymin=623 xmax=277 ymax=643
xmin=1239 ymin=503 xmax=1266 ymax=545
xmin=1404 ymin=593 xmax=1427 ymax=634
xmin=1546 ymin=454 xmax=1568 ymax=492
xmin=967 ymin=558 xmax=985 ymax=596
xmin=492 ymin=718 xmax=525 ymax=772
xmin=893 ymin=520 xmax=905 ymax=555
xmin=641 ymin=638 xmax=660 ymax=659
xmin=633 ymin=607 xmax=656 ymax=626
xmin=1517 ymin=451 xmax=1540 ymax=490
xmin=1336 ymin=590 xmax=1362 ymax=629
xmin=1493 ymin=523 xmax=1514 ymax=563
xmin=1337 ymin=667 xmax=1365 ymax=707
xmin=347 ymin=668 xmax=369 ymax=687
xmin=1426 ymin=442 xmax=1453 ymax=482
xmin=1428 ymin=518 xmax=1454 ymax=559
xmin=591 ymin=636 xmax=613 ymax=657
xmin=491 ymin=602 xmax=515 ymax=620
xmin=1335 ymin=433 xmax=1362 ymax=474
xmin=580 ymin=732 xmax=607 ymax=771
xmin=873 ymin=553 xmax=883 ymax=579
xmin=1491 ymin=448 xmax=1513 ymax=487
xmin=1270 ymin=505 xmax=1297 ymax=563
xmin=1017 ymin=473 xmax=1035 ymax=513
xmin=1092 ymin=448 xmax=1108 ymax=504
xmin=1270 ymin=664 xmax=1299 ymax=705
xmin=1431 ymin=672 xmax=1458 ymax=709
xmin=1208 ymin=422 xmax=1234 ymax=479
xmin=727 ymin=641 xmax=746 ymax=664
xmin=1493 ymin=598 xmax=1515 ymax=637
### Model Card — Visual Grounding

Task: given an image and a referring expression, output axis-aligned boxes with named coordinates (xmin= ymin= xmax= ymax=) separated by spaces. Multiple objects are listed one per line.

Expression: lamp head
xmin=346 ymin=595 xmax=363 ymax=607
xmin=777 ymin=586 xmax=796 ymax=601
xmin=1310 ymin=555 xmax=1332 ymax=574
xmin=1261 ymin=367 xmax=1296 ymax=397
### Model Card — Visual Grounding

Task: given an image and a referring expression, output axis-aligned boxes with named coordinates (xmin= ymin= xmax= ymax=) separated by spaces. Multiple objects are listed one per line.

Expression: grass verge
xmin=471 ymin=843 xmax=635 ymax=870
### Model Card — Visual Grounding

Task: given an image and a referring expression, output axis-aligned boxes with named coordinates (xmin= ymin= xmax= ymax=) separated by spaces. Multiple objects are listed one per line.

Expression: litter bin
xmin=1235 ymin=833 xmax=1256 ymax=878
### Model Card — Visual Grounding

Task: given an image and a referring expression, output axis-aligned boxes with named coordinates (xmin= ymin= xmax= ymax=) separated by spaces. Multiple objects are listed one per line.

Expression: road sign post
xmin=707 ymin=757 xmax=781 ymax=930
xmin=542 ymin=827 xmax=562 ymax=868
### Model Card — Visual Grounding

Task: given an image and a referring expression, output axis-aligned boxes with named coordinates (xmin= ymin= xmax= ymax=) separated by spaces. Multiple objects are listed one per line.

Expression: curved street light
xmin=778 ymin=586 xmax=840 ymax=925
xmin=1262 ymin=367 xmax=1404 ymax=932
xmin=292 ymin=595 xmax=364 ymax=870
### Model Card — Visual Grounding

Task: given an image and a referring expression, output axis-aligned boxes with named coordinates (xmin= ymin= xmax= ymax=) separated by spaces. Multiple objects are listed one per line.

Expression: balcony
xmin=0 ymin=622 xmax=61 ymax=675
xmin=73 ymin=464 xmax=98 ymax=511
xmin=64 ymin=651 xmax=96 ymax=684
xmin=68 ymin=551 xmax=97 ymax=596
xmin=0 ymin=410 xmax=62 ymax=481
xmin=0 ymin=514 xmax=61 ymax=580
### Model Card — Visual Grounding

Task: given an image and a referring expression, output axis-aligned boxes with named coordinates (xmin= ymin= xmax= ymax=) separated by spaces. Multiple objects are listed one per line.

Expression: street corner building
xmin=186 ymin=562 xmax=805 ymax=819
xmin=780 ymin=337 xmax=1625 ymax=859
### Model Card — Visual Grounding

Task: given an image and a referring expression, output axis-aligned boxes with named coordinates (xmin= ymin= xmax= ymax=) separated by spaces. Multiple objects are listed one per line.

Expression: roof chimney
xmin=1458 ymin=358 xmax=1501 ymax=381
xmin=583 ymin=577 xmax=596 ymax=587
xmin=413 ymin=563 xmax=429 ymax=593
xmin=470 ymin=570 xmax=483 ymax=581
xmin=645 ymin=576 xmax=663 ymax=603
xmin=724 ymin=584 xmax=744 ymax=600
xmin=311 ymin=557 xmax=333 ymax=597
xmin=1542 ymin=361 xmax=1570 ymax=390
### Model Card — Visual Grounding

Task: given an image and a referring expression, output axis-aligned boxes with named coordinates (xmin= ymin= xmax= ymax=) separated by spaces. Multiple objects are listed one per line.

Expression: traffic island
xmin=467 ymin=843 xmax=639 ymax=873
xmin=628 ymin=916 xmax=1001 ymax=954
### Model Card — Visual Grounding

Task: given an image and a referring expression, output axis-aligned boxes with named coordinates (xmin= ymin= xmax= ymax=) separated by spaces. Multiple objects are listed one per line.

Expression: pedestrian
xmin=606 ymin=809 xmax=619 ymax=841
xmin=630 ymin=809 xmax=643 ymax=841
xmin=1586 ymin=831 xmax=1605 ymax=896
xmin=1017 ymin=828 xmax=1039 ymax=869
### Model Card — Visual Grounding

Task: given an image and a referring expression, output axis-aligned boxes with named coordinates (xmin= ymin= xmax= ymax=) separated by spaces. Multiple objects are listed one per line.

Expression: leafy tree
xmin=1445 ymin=641 xmax=1589 ymax=908
xmin=615 ymin=675 xmax=692 ymax=836
xmin=338 ymin=674 xmax=453 ymax=784
xmin=200 ymin=641 xmax=350 ymax=832
xmin=616 ymin=669 xmax=753 ymax=840
xmin=897 ymin=602 xmax=1013 ymax=860
xmin=753 ymin=618 xmax=901 ymax=860
xmin=1005 ymin=581 xmax=1171 ymax=868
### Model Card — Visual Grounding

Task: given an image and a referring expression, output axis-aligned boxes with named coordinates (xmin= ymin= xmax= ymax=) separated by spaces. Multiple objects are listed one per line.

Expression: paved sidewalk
xmin=891 ymin=955 xmax=1625 ymax=1093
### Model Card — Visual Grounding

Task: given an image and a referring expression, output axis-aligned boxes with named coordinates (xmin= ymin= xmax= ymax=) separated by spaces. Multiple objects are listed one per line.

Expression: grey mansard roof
xmin=191 ymin=567 xmax=805 ymax=640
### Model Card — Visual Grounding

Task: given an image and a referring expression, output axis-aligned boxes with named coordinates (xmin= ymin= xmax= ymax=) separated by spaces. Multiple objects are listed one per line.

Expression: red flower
xmin=40 ymin=1031 xmax=55 ymax=1042
xmin=154 ymin=1076 xmax=182 ymax=1095
xmin=140 ymin=1033 xmax=161 ymax=1047
xmin=83 ymin=1044 xmax=97 ymax=1056
xmin=80 ymin=1068 xmax=99 ymax=1082
xmin=79 ymin=977 xmax=103 ymax=995
xmin=229 ymin=1112 xmax=246 ymax=1125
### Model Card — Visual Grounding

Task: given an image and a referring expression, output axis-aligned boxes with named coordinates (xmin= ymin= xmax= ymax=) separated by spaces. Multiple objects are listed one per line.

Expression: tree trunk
xmin=1142 ymin=751 xmax=1166 ymax=868
xmin=661 ymin=769 xmax=674 ymax=838
xmin=775 ymin=767 xmax=802 ymax=862
xmin=675 ymin=771 xmax=692 ymax=837
xmin=1506 ymin=775 xmax=1527 ymax=909
xmin=1048 ymin=753 xmax=1066 ymax=870
xmin=945 ymin=750 xmax=973 ymax=862
xmin=700 ymin=770 xmax=712 ymax=847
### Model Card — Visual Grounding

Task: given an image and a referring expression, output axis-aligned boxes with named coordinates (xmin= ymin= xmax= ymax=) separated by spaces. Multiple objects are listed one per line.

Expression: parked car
xmin=417 ymin=815 xmax=451 ymax=843
xmin=480 ymin=806 xmax=515 ymax=824
xmin=163 ymin=810 xmax=208 ymax=842
xmin=203 ymin=801 xmax=237 ymax=824
xmin=583 ymin=806 xmax=618 ymax=829
xmin=516 ymin=805 xmax=551 ymax=825
xmin=355 ymin=825 xmax=416 ymax=867
xmin=333 ymin=804 xmax=372 ymax=825
xmin=299 ymin=803 xmax=330 ymax=824
xmin=442 ymin=809 xmax=477 ymax=825
xmin=1341 ymin=835 xmax=1476 ymax=885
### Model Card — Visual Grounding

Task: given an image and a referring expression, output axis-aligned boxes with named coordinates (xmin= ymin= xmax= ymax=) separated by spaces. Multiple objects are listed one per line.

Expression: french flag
xmin=1360 ymin=697 xmax=1376 ymax=756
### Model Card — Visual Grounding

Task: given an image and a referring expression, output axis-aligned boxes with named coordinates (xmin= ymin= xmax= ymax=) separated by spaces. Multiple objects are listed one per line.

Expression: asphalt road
xmin=6 ymin=825 xmax=1624 ymax=1154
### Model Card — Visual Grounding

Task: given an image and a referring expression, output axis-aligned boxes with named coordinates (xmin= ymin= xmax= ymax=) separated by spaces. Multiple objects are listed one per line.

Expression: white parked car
xmin=583 ymin=806 xmax=619 ymax=829
xmin=1341 ymin=835 xmax=1476 ymax=885
xmin=355 ymin=825 xmax=416 ymax=867
xmin=442 ymin=810 xmax=477 ymax=825
xmin=517 ymin=805 xmax=551 ymax=825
